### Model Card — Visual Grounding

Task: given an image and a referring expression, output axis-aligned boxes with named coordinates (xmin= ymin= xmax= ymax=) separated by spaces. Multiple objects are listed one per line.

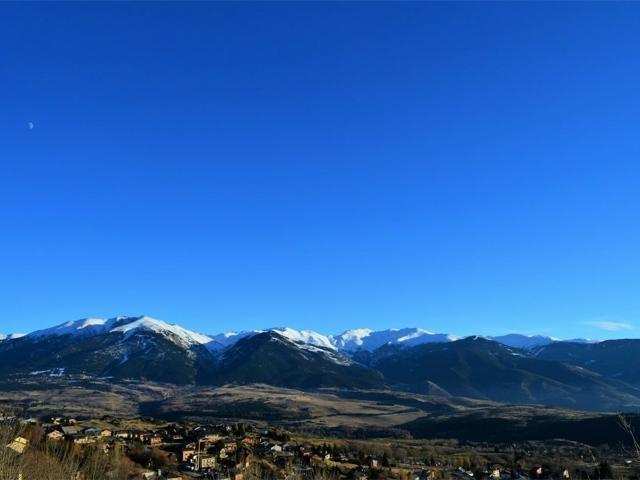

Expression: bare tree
xmin=618 ymin=414 xmax=640 ymax=462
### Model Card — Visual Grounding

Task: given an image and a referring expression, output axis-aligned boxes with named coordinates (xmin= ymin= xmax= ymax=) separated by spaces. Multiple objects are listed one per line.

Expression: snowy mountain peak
xmin=331 ymin=328 xmax=374 ymax=349
xmin=11 ymin=317 xmax=598 ymax=353
xmin=271 ymin=327 xmax=336 ymax=350
xmin=209 ymin=327 xmax=335 ymax=352
xmin=109 ymin=316 xmax=212 ymax=347
xmin=28 ymin=317 xmax=116 ymax=338
xmin=27 ymin=315 xmax=212 ymax=349
xmin=331 ymin=327 xmax=456 ymax=352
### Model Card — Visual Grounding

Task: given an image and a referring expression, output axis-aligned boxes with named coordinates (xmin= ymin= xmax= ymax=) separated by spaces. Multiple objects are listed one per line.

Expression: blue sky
xmin=1 ymin=3 xmax=639 ymax=339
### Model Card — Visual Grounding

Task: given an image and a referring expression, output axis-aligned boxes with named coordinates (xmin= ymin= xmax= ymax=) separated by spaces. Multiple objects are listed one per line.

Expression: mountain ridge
xmin=3 ymin=315 xmax=600 ymax=351
xmin=2 ymin=316 xmax=640 ymax=411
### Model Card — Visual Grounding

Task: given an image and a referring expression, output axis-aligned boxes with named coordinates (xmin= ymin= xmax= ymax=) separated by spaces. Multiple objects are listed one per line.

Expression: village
xmin=1 ymin=412 xmax=634 ymax=480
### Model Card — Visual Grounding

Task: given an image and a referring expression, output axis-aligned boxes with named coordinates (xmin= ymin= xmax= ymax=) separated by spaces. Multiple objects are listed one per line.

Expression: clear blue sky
xmin=1 ymin=3 xmax=639 ymax=339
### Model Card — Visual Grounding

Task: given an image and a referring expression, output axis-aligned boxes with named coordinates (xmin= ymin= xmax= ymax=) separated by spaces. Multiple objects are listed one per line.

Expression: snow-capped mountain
xmin=27 ymin=315 xmax=212 ymax=349
xmin=109 ymin=316 xmax=212 ymax=348
xmin=27 ymin=317 xmax=118 ymax=338
xmin=0 ymin=316 xmax=220 ymax=384
xmin=4 ymin=316 xmax=597 ymax=354
xmin=209 ymin=328 xmax=335 ymax=352
xmin=209 ymin=331 xmax=381 ymax=388
xmin=331 ymin=327 xmax=457 ymax=352
xmin=10 ymin=316 xmax=597 ymax=354
xmin=273 ymin=327 xmax=336 ymax=350
xmin=207 ymin=327 xmax=455 ymax=352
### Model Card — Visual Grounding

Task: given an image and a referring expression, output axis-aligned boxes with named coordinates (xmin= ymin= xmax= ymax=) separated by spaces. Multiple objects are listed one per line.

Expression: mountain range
xmin=1 ymin=315 xmax=639 ymax=412
xmin=0 ymin=315 xmax=592 ymax=351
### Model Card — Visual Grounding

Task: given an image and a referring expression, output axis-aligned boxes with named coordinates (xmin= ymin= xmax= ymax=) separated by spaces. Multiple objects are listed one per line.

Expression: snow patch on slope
xmin=208 ymin=331 xmax=255 ymax=351
xmin=267 ymin=331 xmax=351 ymax=365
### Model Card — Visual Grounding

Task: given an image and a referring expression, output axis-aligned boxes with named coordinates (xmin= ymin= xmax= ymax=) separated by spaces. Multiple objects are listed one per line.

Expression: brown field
xmin=0 ymin=375 xmax=603 ymax=442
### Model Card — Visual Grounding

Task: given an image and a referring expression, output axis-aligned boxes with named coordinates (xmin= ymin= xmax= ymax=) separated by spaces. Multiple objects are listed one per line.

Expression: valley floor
xmin=0 ymin=375 xmax=635 ymax=446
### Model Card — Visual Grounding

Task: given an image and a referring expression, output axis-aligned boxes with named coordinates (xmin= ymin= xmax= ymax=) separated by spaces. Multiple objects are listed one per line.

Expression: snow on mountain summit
xmin=13 ymin=317 xmax=597 ymax=353
xmin=331 ymin=328 xmax=374 ymax=349
xmin=27 ymin=315 xmax=212 ymax=348
xmin=331 ymin=327 xmax=456 ymax=351
xmin=209 ymin=327 xmax=335 ymax=351
xmin=109 ymin=316 xmax=212 ymax=347
xmin=21 ymin=320 xmax=458 ymax=352
xmin=271 ymin=327 xmax=336 ymax=350
xmin=28 ymin=317 xmax=116 ymax=338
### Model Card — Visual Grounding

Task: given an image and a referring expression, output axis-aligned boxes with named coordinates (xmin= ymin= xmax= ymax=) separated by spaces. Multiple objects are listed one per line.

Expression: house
xmin=149 ymin=434 xmax=163 ymax=446
xmin=221 ymin=439 xmax=237 ymax=451
xmin=203 ymin=433 xmax=222 ymax=443
xmin=181 ymin=444 xmax=197 ymax=462
xmin=61 ymin=426 xmax=79 ymax=436
xmin=74 ymin=436 xmax=97 ymax=445
xmin=140 ymin=472 xmax=182 ymax=480
xmin=100 ymin=429 xmax=113 ymax=437
xmin=47 ymin=430 xmax=65 ymax=441
xmin=7 ymin=436 xmax=29 ymax=454
xmin=192 ymin=453 xmax=216 ymax=470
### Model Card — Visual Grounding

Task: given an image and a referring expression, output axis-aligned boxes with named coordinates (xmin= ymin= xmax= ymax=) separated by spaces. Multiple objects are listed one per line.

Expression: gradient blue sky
xmin=1 ymin=3 xmax=639 ymax=339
